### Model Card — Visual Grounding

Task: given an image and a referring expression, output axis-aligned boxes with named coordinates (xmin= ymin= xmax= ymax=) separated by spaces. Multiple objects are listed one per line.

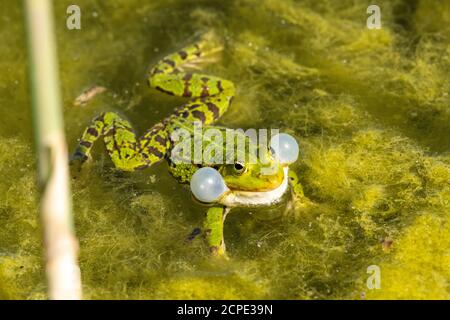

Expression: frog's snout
xmin=190 ymin=167 xmax=229 ymax=203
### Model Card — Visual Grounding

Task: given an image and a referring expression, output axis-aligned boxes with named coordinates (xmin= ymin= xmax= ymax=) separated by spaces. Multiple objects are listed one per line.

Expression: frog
xmin=71 ymin=32 xmax=301 ymax=258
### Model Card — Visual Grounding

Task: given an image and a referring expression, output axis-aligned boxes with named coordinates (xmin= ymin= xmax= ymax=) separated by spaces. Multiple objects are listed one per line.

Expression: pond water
xmin=0 ymin=0 xmax=449 ymax=299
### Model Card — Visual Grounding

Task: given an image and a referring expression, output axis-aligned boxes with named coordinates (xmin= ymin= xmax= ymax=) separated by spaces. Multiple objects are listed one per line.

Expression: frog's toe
xmin=199 ymin=46 xmax=223 ymax=63
xmin=69 ymin=151 xmax=91 ymax=177
xmin=198 ymin=31 xmax=224 ymax=57
xmin=209 ymin=239 xmax=228 ymax=259
xmin=69 ymin=150 xmax=89 ymax=165
xmin=180 ymin=56 xmax=220 ymax=71
xmin=210 ymin=246 xmax=229 ymax=260
xmin=199 ymin=30 xmax=221 ymax=45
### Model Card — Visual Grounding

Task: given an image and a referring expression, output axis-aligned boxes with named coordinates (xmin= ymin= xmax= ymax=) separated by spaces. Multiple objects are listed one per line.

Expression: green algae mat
xmin=0 ymin=0 xmax=449 ymax=299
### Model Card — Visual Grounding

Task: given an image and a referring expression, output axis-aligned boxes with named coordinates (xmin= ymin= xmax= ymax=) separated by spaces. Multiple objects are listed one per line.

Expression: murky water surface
xmin=0 ymin=0 xmax=449 ymax=299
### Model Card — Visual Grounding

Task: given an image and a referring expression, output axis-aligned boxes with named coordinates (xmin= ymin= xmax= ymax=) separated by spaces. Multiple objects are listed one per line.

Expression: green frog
xmin=71 ymin=32 xmax=301 ymax=258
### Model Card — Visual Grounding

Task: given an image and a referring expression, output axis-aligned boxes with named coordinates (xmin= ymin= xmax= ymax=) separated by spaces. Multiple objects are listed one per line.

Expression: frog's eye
xmin=234 ymin=162 xmax=246 ymax=174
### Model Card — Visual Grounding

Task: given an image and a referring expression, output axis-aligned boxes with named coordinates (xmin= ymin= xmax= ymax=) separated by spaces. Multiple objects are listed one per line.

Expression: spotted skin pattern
xmin=71 ymin=34 xmax=298 ymax=258
xmin=72 ymin=34 xmax=235 ymax=172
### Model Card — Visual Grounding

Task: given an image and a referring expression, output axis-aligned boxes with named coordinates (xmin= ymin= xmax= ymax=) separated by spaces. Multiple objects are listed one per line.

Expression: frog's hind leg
xmin=148 ymin=34 xmax=235 ymax=126
xmin=71 ymin=112 xmax=166 ymax=171
xmin=138 ymin=122 xmax=170 ymax=165
xmin=148 ymin=42 xmax=235 ymax=104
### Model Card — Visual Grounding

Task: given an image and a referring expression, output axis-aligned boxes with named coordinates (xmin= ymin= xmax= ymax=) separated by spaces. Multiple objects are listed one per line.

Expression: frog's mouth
xmin=219 ymin=167 xmax=289 ymax=207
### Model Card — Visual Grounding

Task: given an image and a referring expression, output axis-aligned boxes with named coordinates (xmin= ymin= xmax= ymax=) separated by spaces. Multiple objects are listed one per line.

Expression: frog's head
xmin=190 ymin=133 xmax=299 ymax=207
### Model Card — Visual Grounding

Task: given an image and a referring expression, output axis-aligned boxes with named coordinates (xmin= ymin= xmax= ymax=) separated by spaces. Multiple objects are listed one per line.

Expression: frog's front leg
xmin=204 ymin=206 xmax=230 ymax=258
xmin=71 ymin=112 xmax=168 ymax=171
xmin=288 ymin=171 xmax=306 ymax=199
xmin=285 ymin=170 xmax=314 ymax=216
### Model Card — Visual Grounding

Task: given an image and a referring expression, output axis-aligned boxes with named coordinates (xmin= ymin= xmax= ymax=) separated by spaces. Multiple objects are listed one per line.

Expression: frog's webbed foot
xmin=182 ymin=33 xmax=223 ymax=70
xmin=150 ymin=31 xmax=223 ymax=76
xmin=69 ymin=147 xmax=90 ymax=174
xmin=203 ymin=206 xmax=230 ymax=259
xmin=178 ymin=58 xmax=219 ymax=72
xmin=69 ymin=150 xmax=88 ymax=165
xmin=197 ymin=30 xmax=224 ymax=57
xmin=178 ymin=55 xmax=221 ymax=72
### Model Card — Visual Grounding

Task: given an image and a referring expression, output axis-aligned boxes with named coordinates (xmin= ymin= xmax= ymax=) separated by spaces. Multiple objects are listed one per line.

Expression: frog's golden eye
xmin=234 ymin=162 xmax=246 ymax=174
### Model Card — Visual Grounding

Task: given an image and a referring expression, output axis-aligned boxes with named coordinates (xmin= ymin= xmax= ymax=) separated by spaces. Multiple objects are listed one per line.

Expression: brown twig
xmin=24 ymin=0 xmax=82 ymax=300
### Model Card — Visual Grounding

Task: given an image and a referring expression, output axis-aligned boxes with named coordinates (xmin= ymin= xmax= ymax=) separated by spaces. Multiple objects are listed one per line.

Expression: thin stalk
xmin=24 ymin=0 xmax=82 ymax=300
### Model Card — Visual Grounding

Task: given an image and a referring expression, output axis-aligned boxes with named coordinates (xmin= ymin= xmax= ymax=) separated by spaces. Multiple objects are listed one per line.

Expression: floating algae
xmin=0 ymin=0 xmax=449 ymax=299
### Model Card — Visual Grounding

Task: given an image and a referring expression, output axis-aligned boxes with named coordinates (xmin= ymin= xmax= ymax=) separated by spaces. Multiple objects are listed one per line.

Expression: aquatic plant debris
xmin=0 ymin=0 xmax=449 ymax=299
xmin=74 ymin=85 xmax=107 ymax=107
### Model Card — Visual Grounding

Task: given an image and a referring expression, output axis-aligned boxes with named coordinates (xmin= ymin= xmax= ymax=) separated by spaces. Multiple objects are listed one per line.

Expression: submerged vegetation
xmin=0 ymin=0 xmax=449 ymax=299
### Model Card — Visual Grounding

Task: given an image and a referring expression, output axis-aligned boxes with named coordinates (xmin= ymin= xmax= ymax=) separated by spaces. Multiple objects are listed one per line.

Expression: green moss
xmin=153 ymin=273 xmax=268 ymax=299
xmin=366 ymin=214 xmax=450 ymax=300
xmin=0 ymin=139 xmax=44 ymax=299
xmin=0 ymin=0 xmax=449 ymax=299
